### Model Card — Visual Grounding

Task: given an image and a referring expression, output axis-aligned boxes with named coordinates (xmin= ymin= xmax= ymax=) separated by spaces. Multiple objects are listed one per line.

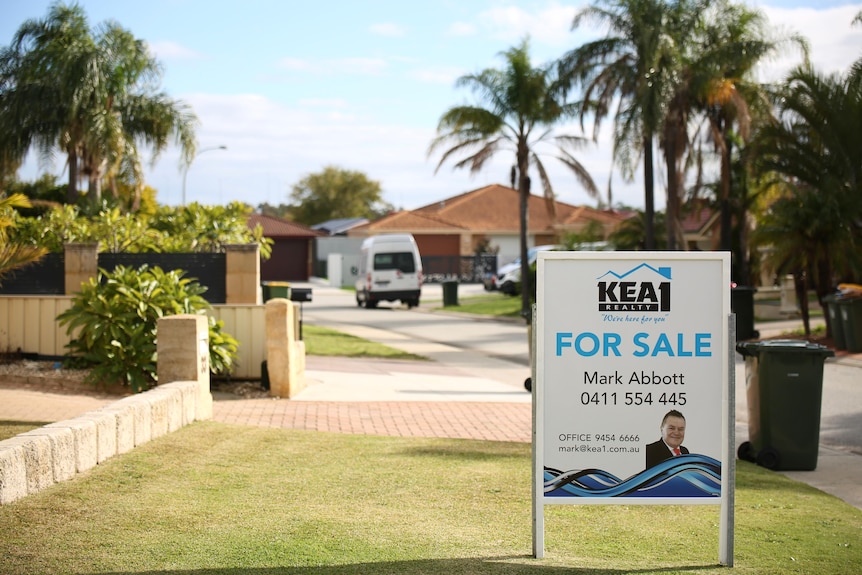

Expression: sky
xmin=3 ymin=0 xmax=862 ymax=212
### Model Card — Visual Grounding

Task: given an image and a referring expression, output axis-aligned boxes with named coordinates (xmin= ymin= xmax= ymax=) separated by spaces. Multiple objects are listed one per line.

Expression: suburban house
xmin=347 ymin=184 xmax=630 ymax=262
xmin=680 ymin=202 xmax=722 ymax=251
xmin=245 ymin=186 xmax=723 ymax=283
xmin=247 ymin=213 xmax=323 ymax=282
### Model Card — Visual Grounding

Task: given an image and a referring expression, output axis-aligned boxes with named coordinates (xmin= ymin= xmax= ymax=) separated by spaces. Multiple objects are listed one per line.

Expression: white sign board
xmin=533 ymin=252 xmax=733 ymax=559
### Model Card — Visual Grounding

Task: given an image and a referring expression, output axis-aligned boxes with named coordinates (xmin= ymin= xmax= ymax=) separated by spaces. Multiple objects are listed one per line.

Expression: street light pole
xmin=182 ymin=145 xmax=227 ymax=205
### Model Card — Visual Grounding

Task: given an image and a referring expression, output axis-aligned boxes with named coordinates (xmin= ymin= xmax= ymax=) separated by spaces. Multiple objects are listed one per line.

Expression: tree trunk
xmin=643 ymin=135 xmax=655 ymax=250
xmin=67 ymin=148 xmax=79 ymax=204
xmin=720 ymin=135 xmax=733 ymax=252
xmin=519 ymin=173 xmax=531 ymax=325
xmin=794 ymin=271 xmax=810 ymax=336
xmin=736 ymin=166 xmax=752 ymax=286
xmin=87 ymin=172 xmax=102 ymax=203
xmin=664 ymin=142 xmax=679 ymax=251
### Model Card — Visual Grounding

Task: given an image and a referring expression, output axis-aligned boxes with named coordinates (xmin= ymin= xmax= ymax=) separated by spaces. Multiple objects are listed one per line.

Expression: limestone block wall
xmin=0 ymin=380 xmax=204 ymax=505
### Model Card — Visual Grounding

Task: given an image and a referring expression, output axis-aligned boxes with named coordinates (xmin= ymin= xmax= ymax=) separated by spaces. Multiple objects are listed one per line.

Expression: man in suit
xmin=645 ymin=410 xmax=689 ymax=469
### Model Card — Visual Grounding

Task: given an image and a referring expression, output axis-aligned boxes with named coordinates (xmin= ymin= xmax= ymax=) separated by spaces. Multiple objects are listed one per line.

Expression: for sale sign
xmin=534 ymin=252 xmax=731 ymax=507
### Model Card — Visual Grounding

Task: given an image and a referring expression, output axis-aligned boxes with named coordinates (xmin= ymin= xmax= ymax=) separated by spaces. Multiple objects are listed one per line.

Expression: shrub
xmin=57 ymin=265 xmax=238 ymax=392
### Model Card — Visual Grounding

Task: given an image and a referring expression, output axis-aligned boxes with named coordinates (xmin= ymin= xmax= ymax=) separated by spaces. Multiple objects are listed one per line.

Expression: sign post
xmin=532 ymin=252 xmax=733 ymax=564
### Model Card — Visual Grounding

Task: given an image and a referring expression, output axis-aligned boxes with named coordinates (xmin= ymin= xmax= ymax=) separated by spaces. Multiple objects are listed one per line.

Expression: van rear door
xmin=372 ymin=251 xmax=418 ymax=292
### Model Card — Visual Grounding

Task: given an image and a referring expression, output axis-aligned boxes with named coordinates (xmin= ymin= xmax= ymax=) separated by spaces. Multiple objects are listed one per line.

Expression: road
xmin=300 ymin=282 xmax=532 ymax=387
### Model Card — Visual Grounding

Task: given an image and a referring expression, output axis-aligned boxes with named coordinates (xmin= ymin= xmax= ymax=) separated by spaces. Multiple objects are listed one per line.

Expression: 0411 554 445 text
xmin=579 ymin=391 xmax=687 ymax=407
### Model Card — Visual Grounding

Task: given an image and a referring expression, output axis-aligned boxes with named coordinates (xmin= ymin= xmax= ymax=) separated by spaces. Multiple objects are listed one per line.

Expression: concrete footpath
xmin=1 ymin=282 xmax=860 ymax=511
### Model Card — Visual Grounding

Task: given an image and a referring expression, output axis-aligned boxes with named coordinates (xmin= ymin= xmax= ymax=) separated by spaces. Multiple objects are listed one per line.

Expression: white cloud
xmin=148 ymin=40 xmax=203 ymax=60
xmin=370 ymin=22 xmax=406 ymax=37
xmin=478 ymin=1 xmax=578 ymax=47
xmin=758 ymin=5 xmax=862 ymax=80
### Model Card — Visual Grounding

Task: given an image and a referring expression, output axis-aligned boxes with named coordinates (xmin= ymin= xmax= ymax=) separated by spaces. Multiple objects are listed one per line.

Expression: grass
xmin=303 ymin=324 xmax=427 ymax=360
xmin=0 ymin=421 xmax=859 ymax=574
xmin=0 ymin=420 xmax=45 ymax=441
xmin=438 ymin=292 xmax=525 ymax=319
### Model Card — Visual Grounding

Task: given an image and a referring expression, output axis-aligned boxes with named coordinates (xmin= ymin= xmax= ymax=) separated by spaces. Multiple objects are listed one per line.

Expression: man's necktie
xmin=673 ymin=447 xmax=681 ymax=456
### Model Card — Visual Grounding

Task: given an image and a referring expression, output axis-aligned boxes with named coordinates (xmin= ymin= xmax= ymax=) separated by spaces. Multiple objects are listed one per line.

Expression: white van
xmin=355 ymin=234 xmax=423 ymax=308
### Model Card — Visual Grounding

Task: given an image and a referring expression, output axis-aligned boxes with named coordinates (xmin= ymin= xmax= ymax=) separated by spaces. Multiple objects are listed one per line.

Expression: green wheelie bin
xmin=822 ymin=294 xmax=847 ymax=351
xmin=261 ymin=281 xmax=291 ymax=302
xmin=442 ymin=280 xmax=459 ymax=306
xmin=837 ymin=297 xmax=862 ymax=353
xmin=736 ymin=340 xmax=834 ymax=471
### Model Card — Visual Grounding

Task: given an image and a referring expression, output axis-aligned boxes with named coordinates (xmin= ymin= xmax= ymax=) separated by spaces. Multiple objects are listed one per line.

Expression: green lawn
xmin=303 ymin=324 xmax=427 ymax=360
xmin=437 ymin=292 xmax=524 ymax=319
xmin=0 ymin=420 xmax=46 ymax=441
xmin=1 ymin=421 xmax=860 ymax=574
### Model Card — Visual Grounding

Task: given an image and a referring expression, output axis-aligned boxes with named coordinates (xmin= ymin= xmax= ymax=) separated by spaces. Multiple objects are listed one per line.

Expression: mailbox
xmin=289 ymin=288 xmax=312 ymax=302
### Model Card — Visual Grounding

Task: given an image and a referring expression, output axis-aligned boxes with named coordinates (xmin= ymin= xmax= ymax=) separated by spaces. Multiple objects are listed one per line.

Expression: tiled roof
xmin=557 ymin=205 xmax=631 ymax=228
xmin=351 ymin=210 xmax=467 ymax=233
xmin=411 ymin=184 xmax=568 ymax=232
xmin=410 ymin=184 xmax=629 ymax=232
xmin=680 ymin=204 xmax=719 ymax=234
xmin=247 ymin=213 xmax=324 ymax=238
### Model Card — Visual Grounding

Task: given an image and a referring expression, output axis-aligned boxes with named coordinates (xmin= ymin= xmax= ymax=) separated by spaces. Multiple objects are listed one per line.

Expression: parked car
xmin=491 ymin=245 xmax=561 ymax=295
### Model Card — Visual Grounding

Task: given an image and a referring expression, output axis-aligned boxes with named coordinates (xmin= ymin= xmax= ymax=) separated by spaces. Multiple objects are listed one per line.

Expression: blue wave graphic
xmin=544 ymin=454 xmax=721 ymax=498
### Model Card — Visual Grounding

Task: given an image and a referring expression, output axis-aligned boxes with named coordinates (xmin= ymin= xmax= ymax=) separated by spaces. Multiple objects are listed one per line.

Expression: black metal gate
xmin=98 ymin=253 xmax=227 ymax=303
xmin=0 ymin=253 xmax=65 ymax=295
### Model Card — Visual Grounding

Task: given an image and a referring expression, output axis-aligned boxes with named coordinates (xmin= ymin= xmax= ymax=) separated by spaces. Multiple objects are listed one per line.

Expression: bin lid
xmin=262 ymin=281 xmax=291 ymax=286
xmin=736 ymin=339 xmax=835 ymax=357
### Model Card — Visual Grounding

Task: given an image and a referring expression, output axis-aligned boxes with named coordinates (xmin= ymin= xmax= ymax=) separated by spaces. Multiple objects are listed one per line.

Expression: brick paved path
xmin=213 ymin=400 xmax=532 ymax=443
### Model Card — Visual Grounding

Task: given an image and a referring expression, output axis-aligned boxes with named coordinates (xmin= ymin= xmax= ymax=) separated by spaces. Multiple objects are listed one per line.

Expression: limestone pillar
xmin=225 ymin=243 xmax=260 ymax=304
xmin=64 ymin=243 xmax=98 ymax=294
xmin=265 ymin=298 xmax=306 ymax=398
xmin=156 ymin=314 xmax=212 ymax=420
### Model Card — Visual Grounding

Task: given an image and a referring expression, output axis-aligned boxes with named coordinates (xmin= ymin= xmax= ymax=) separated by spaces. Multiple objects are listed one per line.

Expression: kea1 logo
xmin=597 ymin=263 xmax=672 ymax=312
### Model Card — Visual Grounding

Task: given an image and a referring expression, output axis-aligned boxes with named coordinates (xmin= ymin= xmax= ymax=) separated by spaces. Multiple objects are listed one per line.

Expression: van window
xmin=374 ymin=252 xmax=416 ymax=273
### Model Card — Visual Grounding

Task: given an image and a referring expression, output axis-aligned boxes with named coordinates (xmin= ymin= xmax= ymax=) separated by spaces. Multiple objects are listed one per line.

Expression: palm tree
xmin=752 ymin=184 xmax=855 ymax=336
xmin=752 ymin=64 xmax=862 ymax=334
xmin=649 ymin=0 xmax=728 ymax=252
xmin=429 ymin=39 xmax=598 ymax=322
xmin=558 ymin=0 xmax=696 ymax=250
xmin=607 ymin=209 xmax=668 ymax=250
xmin=691 ymin=1 xmax=807 ymax=275
xmin=0 ymin=3 xmax=197 ymax=206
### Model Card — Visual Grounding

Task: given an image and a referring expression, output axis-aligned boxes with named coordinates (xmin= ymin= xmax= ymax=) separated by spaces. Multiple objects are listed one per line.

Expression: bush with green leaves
xmin=11 ymin=201 xmax=272 ymax=258
xmin=57 ymin=265 xmax=238 ymax=392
